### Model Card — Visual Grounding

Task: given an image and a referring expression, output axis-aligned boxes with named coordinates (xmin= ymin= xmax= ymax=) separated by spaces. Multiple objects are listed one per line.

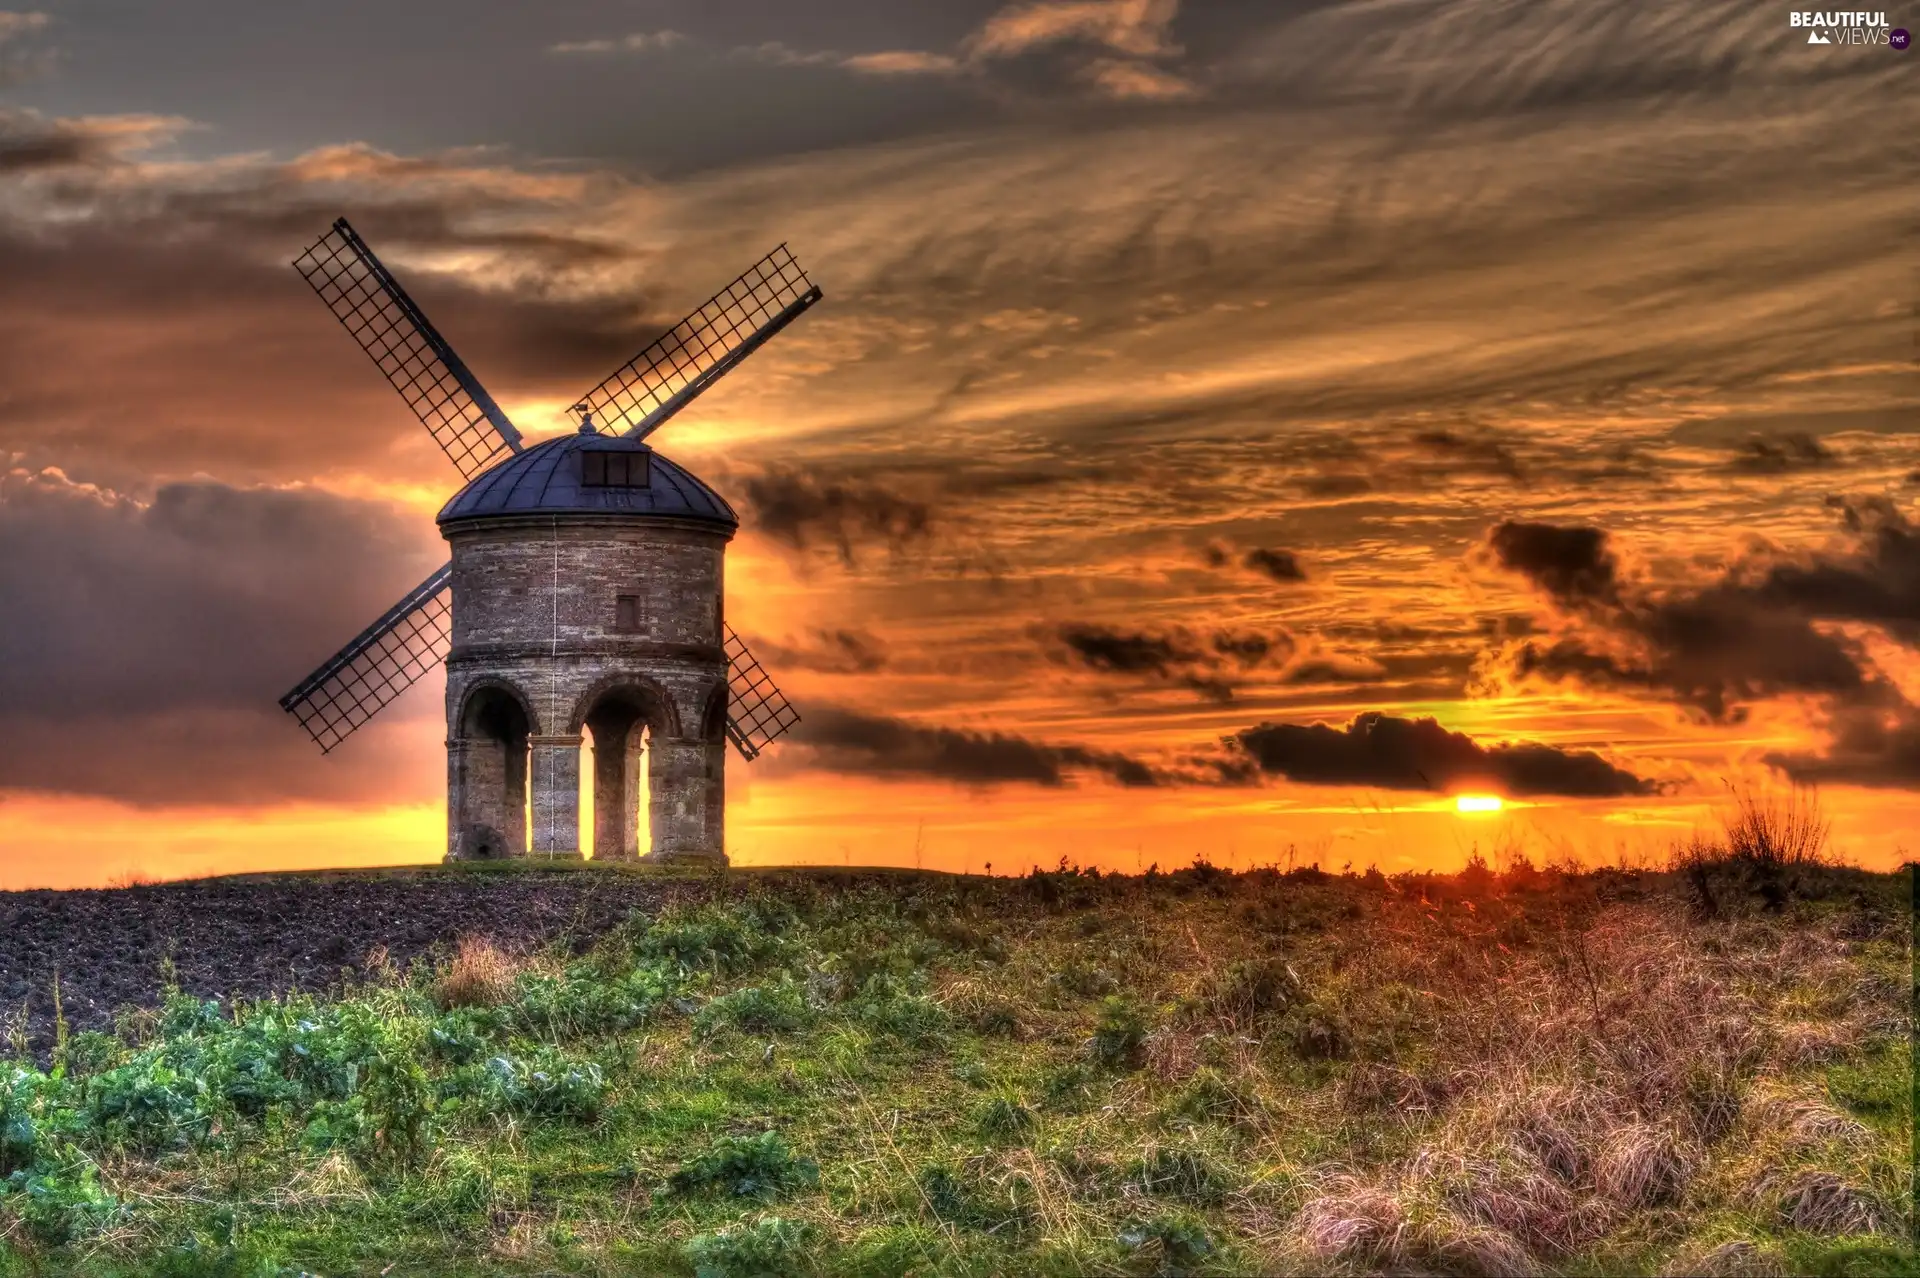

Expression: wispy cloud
xmin=548 ymin=29 xmax=684 ymax=56
xmin=0 ymin=10 xmax=54 ymax=88
xmin=544 ymin=1 xmax=1193 ymax=101
xmin=966 ymin=0 xmax=1181 ymax=61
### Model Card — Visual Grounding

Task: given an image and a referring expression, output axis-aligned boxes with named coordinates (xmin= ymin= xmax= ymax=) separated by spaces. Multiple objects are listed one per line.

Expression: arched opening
xmin=454 ymin=684 xmax=531 ymax=859
xmin=578 ymin=686 xmax=671 ymax=860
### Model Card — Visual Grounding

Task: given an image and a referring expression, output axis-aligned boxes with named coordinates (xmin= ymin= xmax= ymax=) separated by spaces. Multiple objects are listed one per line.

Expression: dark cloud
xmin=748 ymin=627 xmax=889 ymax=675
xmin=1766 ymin=704 xmax=1920 ymax=790
xmin=1056 ymin=624 xmax=1199 ymax=677
xmin=0 ymin=470 xmax=444 ymax=803
xmin=1048 ymin=622 xmax=1294 ymax=702
xmin=1728 ymin=432 xmax=1835 ymax=475
xmin=1488 ymin=505 xmax=1914 ymax=723
xmin=1487 ymin=521 xmax=1621 ymax=608
xmin=1244 ymin=546 xmax=1305 ymax=582
xmin=740 ymin=465 xmax=933 ymax=566
xmin=1752 ymin=497 xmax=1920 ymax=641
xmin=791 ymin=706 xmax=1160 ymax=788
xmin=1410 ymin=429 xmax=1523 ymax=481
xmin=1229 ymin=711 xmax=1656 ymax=797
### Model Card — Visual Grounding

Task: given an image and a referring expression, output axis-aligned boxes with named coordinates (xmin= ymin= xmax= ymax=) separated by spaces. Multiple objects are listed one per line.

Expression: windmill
xmin=277 ymin=218 xmax=819 ymax=862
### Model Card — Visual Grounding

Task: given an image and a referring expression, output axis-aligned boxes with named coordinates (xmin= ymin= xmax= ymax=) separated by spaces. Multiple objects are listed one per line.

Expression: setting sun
xmin=1455 ymin=794 xmax=1504 ymax=814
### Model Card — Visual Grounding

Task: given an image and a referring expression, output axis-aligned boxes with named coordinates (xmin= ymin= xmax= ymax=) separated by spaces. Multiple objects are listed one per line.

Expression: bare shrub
xmin=1418 ymin=1213 xmax=1535 ymax=1278
xmin=436 ymin=935 xmax=518 ymax=1010
xmin=1743 ymin=1082 xmax=1870 ymax=1152
xmin=1722 ymin=784 xmax=1831 ymax=867
xmin=1596 ymin=1124 xmax=1696 ymax=1207
xmin=1769 ymin=1019 xmax=1856 ymax=1069
xmin=1773 ymin=1170 xmax=1889 ymax=1236
xmin=1295 ymin=1178 xmax=1406 ymax=1266
xmin=1411 ymin=1142 xmax=1609 ymax=1259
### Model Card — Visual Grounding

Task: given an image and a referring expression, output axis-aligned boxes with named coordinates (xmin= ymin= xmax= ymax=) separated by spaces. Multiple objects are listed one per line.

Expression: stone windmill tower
xmin=277 ymin=219 xmax=818 ymax=864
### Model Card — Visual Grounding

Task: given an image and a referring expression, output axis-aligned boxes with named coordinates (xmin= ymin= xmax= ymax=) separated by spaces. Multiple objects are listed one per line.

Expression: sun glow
xmin=1455 ymin=794 xmax=1504 ymax=814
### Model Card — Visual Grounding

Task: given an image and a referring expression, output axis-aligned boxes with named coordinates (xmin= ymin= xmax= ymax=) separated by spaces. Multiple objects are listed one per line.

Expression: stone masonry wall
xmin=442 ymin=515 xmax=732 ymax=861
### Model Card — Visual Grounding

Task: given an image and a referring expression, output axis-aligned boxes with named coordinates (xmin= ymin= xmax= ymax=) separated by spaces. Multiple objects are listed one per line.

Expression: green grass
xmin=0 ymin=859 xmax=1912 ymax=1275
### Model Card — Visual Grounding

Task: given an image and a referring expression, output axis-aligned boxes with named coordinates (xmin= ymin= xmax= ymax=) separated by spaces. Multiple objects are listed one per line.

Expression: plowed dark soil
xmin=0 ymin=867 xmax=701 ymax=1056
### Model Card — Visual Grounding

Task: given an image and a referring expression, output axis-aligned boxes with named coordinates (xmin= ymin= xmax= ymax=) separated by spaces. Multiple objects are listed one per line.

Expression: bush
xmin=439 ymin=1050 xmax=606 ymax=1122
xmin=506 ymin=963 xmax=665 ymax=1039
xmin=435 ymin=936 xmax=518 ymax=1009
xmin=641 ymin=902 xmax=792 ymax=976
xmin=684 ymin=1215 xmax=818 ymax=1278
xmin=2 ymin=1164 xmax=120 ymax=1245
xmin=846 ymin=976 xmax=951 ymax=1044
xmin=1132 ymin=1144 xmax=1228 ymax=1206
xmin=1091 ymin=997 xmax=1148 ymax=1069
xmin=918 ymin=1162 xmax=1033 ymax=1233
xmin=1120 ymin=1213 xmax=1214 ymax=1277
xmin=978 ymin=1096 xmax=1038 ymax=1143
xmin=671 ymin=1130 xmax=819 ymax=1201
xmin=85 ymin=1053 xmax=211 ymax=1153
xmin=697 ymin=981 xmax=814 ymax=1037
xmin=1200 ymin=958 xmax=1301 ymax=1023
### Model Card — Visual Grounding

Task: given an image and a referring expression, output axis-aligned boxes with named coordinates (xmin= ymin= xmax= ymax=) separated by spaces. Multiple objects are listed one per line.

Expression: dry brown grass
xmin=1769 ymin=1169 xmax=1890 ymax=1236
xmin=435 ymin=935 xmax=520 ymax=1010
xmin=1595 ymin=1123 xmax=1698 ymax=1208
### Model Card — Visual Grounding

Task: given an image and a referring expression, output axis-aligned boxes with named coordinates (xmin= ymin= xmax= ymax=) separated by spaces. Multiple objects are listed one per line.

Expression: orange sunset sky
xmin=1 ymin=1 xmax=1917 ymax=888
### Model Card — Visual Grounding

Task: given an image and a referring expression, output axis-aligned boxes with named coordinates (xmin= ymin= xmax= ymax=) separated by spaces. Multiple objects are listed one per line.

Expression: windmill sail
xmin=722 ymin=626 xmax=801 ymax=760
xmin=294 ymin=218 xmax=523 ymax=479
xmin=576 ymin=245 xmax=821 ymax=442
xmin=280 ymin=564 xmax=453 ymax=753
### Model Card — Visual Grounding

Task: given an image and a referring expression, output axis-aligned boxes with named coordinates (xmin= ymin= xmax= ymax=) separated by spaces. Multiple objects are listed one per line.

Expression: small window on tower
xmin=614 ymin=594 xmax=642 ymax=633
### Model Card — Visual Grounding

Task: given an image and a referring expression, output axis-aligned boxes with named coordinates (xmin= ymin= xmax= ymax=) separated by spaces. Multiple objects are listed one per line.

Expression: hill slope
xmin=0 ymin=860 xmax=1911 ymax=1275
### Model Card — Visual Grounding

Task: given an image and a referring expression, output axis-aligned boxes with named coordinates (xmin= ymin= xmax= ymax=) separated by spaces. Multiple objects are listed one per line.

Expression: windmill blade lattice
xmin=722 ymin=625 xmax=801 ymax=760
xmin=577 ymin=245 xmax=821 ymax=442
xmin=294 ymin=219 xmax=523 ymax=480
xmin=280 ymin=564 xmax=453 ymax=753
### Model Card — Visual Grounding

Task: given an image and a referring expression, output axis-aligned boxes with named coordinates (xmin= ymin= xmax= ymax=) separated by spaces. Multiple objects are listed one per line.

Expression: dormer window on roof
xmin=581 ymin=447 xmax=651 ymax=488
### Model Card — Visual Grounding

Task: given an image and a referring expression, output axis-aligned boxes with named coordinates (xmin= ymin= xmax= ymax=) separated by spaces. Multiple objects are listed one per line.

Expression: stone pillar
xmin=529 ymin=735 xmax=582 ymax=856
xmin=448 ymin=736 xmax=513 ymax=860
xmin=622 ymin=730 xmax=645 ymax=858
xmin=704 ymin=729 xmax=727 ymax=862
xmin=647 ymin=736 xmax=720 ymax=861
xmin=445 ymin=738 xmax=470 ymax=861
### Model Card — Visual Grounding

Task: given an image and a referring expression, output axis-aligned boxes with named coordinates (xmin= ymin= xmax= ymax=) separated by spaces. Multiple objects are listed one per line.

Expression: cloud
xmin=548 ymin=30 xmax=685 ymax=56
xmin=1048 ymin=622 xmax=1293 ymax=702
xmin=0 ymin=10 xmax=48 ymax=41
xmin=748 ymin=628 xmax=890 ymax=675
xmin=1229 ymin=711 xmax=1657 ymax=797
xmin=1486 ymin=521 xmax=1620 ymax=608
xmin=739 ymin=465 xmax=933 ymax=566
xmin=0 ymin=10 xmax=50 ymax=87
xmin=651 ymin=0 xmax=1195 ymax=102
xmin=0 ymin=468 xmax=444 ymax=804
xmin=966 ymin=0 xmax=1181 ymax=61
xmin=791 ymin=705 xmax=1160 ymax=787
xmin=1729 ymin=431 xmax=1836 ymax=474
xmin=1766 ymin=704 xmax=1920 ymax=790
xmin=1486 ymin=505 xmax=1915 ymax=722
xmin=1243 ymin=546 xmax=1306 ymax=583
xmin=1078 ymin=57 xmax=1195 ymax=101
xmin=842 ymin=50 xmax=964 ymax=76
xmin=0 ymin=110 xmax=188 ymax=174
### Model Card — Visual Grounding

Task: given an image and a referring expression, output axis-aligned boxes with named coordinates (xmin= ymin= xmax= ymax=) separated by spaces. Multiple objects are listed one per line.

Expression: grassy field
xmin=0 ymin=842 xmax=1912 ymax=1275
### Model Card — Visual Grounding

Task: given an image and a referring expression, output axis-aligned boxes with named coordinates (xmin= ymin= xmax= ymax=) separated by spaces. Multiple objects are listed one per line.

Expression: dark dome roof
xmin=436 ymin=431 xmax=737 ymax=528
